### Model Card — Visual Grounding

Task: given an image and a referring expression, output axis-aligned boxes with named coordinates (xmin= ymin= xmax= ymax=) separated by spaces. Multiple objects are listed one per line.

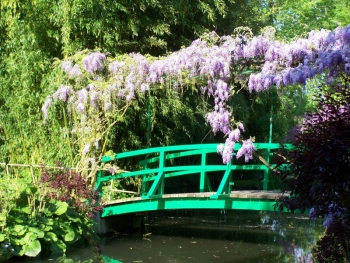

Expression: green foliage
xmin=313 ymin=217 xmax=350 ymax=263
xmin=0 ymin=175 xmax=97 ymax=262
xmin=271 ymin=0 xmax=350 ymax=40
xmin=0 ymin=0 xmax=273 ymax=170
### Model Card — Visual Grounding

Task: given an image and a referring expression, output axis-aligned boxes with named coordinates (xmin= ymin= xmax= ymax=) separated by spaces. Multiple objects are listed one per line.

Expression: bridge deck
xmin=105 ymin=190 xmax=289 ymax=205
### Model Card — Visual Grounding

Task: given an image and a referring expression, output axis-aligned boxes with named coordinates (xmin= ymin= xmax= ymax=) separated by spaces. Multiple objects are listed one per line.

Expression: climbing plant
xmin=43 ymin=25 xmax=350 ymax=176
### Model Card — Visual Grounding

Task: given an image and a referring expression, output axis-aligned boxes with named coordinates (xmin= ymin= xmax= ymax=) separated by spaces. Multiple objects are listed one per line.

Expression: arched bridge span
xmin=95 ymin=143 xmax=293 ymax=217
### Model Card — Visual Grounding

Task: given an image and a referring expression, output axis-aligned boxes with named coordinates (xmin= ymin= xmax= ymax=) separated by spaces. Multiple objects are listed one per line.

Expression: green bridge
xmin=95 ymin=143 xmax=293 ymax=217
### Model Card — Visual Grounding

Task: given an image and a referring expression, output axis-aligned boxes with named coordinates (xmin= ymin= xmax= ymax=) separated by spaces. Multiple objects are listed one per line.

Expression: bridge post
xmin=140 ymin=163 xmax=149 ymax=197
xmin=211 ymin=163 xmax=232 ymax=199
xmin=200 ymin=152 xmax=206 ymax=192
xmin=94 ymin=170 xmax=104 ymax=198
xmin=145 ymin=150 xmax=165 ymax=197
xmin=262 ymin=148 xmax=272 ymax=190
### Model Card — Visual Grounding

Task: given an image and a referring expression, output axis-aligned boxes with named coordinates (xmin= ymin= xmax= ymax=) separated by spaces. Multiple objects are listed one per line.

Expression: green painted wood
xmin=145 ymin=150 xmax=165 ymax=198
xmin=101 ymin=143 xmax=294 ymax=163
xmin=101 ymin=197 xmax=286 ymax=217
xmin=263 ymin=149 xmax=271 ymax=190
xmin=94 ymin=143 xmax=294 ymax=216
xmin=200 ymin=152 xmax=207 ymax=192
xmin=211 ymin=163 xmax=232 ymax=198
xmin=99 ymin=164 xmax=274 ymax=183
xmin=139 ymin=148 xmax=216 ymax=166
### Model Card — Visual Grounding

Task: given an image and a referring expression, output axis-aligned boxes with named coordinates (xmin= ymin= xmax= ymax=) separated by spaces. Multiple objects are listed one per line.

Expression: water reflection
xmin=100 ymin=210 xmax=323 ymax=263
xmin=17 ymin=210 xmax=322 ymax=263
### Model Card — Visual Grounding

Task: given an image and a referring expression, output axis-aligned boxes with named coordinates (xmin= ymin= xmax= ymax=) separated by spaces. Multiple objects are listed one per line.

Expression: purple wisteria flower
xmin=43 ymin=25 xmax=350 ymax=165
xmin=222 ymin=139 xmax=235 ymax=164
xmin=89 ymin=90 xmax=100 ymax=109
xmin=82 ymin=52 xmax=106 ymax=74
xmin=109 ymin=61 xmax=125 ymax=74
xmin=77 ymin=88 xmax=89 ymax=103
xmin=61 ymin=61 xmax=82 ymax=78
xmin=53 ymin=85 xmax=73 ymax=102
xmin=62 ymin=61 xmax=73 ymax=73
xmin=236 ymin=139 xmax=255 ymax=162
xmin=77 ymin=103 xmax=84 ymax=114
xmin=42 ymin=96 xmax=52 ymax=122
xmin=247 ymin=25 xmax=350 ymax=92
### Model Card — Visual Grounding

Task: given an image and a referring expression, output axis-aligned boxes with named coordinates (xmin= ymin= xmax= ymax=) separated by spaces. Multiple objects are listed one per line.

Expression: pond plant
xmin=0 ymin=166 xmax=103 ymax=262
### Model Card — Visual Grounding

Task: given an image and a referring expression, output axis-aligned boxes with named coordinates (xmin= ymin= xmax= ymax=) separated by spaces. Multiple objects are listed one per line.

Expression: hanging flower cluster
xmin=42 ymin=25 xmax=350 ymax=164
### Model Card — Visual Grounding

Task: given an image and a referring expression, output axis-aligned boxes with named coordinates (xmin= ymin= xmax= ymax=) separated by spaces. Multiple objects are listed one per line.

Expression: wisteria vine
xmin=43 ymin=25 xmax=350 ymax=165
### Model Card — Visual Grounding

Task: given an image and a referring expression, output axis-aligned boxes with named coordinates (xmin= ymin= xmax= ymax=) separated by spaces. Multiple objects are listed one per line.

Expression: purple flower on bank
xmin=108 ymin=167 xmax=118 ymax=175
xmin=140 ymin=83 xmax=150 ymax=92
xmin=217 ymin=144 xmax=225 ymax=154
xmin=104 ymin=101 xmax=112 ymax=111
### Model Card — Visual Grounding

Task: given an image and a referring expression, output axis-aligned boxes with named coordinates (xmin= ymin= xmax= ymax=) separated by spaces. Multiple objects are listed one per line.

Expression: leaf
xmin=45 ymin=231 xmax=58 ymax=242
xmin=43 ymin=207 xmax=53 ymax=217
xmin=50 ymin=239 xmax=66 ymax=255
xmin=54 ymin=201 xmax=69 ymax=215
xmin=19 ymin=206 xmax=31 ymax=215
xmin=0 ymin=216 xmax=6 ymax=227
xmin=47 ymin=200 xmax=68 ymax=215
xmin=41 ymin=218 xmax=54 ymax=226
xmin=65 ymin=208 xmax=82 ymax=223
xmin=28 ymin=227 xmax=45 ymax=238
xmin=10 ymin=225 xmax=27 ymax=236
xmin=23 ymin=239 xmax=41 ymax=257
xmin=63 ymin=229 xmax=75 ymax=242
xmin=0 ymin=233 xmax=5 ymax=242
xmin=13 ymin=216 xmax=25 ymax=224
xmin=25 ymin=186 xmax=38 ymax=195
xmin=39 ymin=223 xmax=52 ymax=232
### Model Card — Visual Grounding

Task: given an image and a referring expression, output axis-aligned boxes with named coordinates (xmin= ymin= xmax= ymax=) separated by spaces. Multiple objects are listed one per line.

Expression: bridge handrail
xmin=101 ymin=143 xmax=294 ymax=163
xmin=96 ymin=143 xmax=293 ymax=201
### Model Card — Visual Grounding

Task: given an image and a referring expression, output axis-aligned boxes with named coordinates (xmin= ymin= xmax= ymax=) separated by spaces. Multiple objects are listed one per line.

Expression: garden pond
xmin=19 ymin=210 xmax=324 ymax=263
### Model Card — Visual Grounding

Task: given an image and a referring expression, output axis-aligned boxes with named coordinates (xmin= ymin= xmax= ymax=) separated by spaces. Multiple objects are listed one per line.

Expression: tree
xmin=271 ymin=0 xmax=350 ymax=40
xmin=277 ymin=82 xmax=350 ymax=214
xmin=0 ymin=0 xmax=274 ymax=168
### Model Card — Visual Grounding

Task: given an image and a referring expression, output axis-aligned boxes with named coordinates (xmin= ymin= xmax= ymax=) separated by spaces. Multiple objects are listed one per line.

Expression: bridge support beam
xmin=144 ymin=151 xmax=165 ymax=198
xmin=263 ymin=149 xmax=272 ymax=190
xmin=210 ymin=163 xmax=232 ymax=199
xmin=199 ymin=153 xmax=212 ymax=192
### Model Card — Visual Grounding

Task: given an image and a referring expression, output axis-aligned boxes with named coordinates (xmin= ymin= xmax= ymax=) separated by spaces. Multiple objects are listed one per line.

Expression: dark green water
xmin=20 ymin=210 xmax=324 ymax=263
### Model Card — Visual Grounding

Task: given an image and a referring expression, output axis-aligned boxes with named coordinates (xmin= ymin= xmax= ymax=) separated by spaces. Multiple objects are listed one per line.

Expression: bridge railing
xmin=95 ymin=143 xmax=293 ymax=202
